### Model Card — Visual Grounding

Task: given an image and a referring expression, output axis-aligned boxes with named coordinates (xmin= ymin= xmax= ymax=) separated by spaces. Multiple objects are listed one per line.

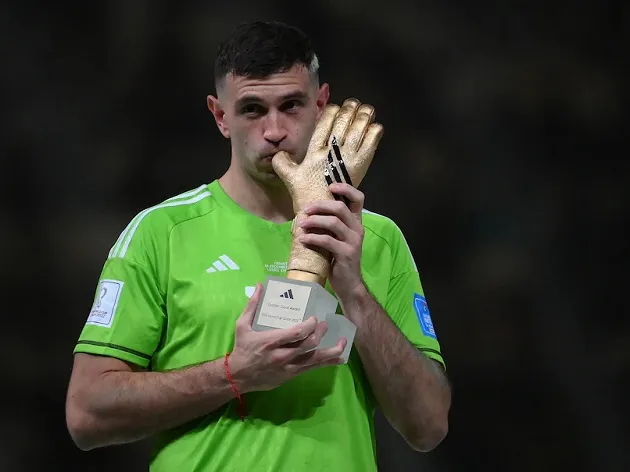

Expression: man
xmin=66 ymin=20 xmax=451 ymax=471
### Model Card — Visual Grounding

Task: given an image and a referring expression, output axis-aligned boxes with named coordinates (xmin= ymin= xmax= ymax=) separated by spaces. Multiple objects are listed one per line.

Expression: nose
xmin=262 ymin=111 xmax=287 ymax=145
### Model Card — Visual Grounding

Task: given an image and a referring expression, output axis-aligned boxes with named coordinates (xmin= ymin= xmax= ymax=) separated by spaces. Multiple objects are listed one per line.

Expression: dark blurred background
xmin=2 ymin=1 xmax=628 ymax=471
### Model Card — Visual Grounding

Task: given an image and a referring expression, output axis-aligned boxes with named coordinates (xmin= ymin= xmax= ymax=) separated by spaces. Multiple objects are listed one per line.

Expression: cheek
xmin=299 ymin=128 xmax=312 ymax=148
xmin=298 ymin=118 xmax=317 ymax=146
xmin=231 ymin=123 xmax=255 ymax=147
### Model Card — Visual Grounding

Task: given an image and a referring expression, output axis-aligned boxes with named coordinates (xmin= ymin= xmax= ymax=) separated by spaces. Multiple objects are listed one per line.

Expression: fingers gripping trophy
xmin=251 ymin=99 xmax=384 ymax=362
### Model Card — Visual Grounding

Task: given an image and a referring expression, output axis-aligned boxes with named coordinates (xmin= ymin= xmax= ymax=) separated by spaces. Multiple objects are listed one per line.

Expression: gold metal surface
xmin=273 ymin=98 xmax=384 ymax=286
xmin=285 ymin=270 xmax=326 ymax=286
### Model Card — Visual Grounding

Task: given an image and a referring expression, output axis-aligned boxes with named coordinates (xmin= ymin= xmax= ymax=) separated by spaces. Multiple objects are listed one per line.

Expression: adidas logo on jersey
xmin=279 ymin=289 xmax=294 ymax=299
xmin=206 ymin=255 xmax=239 ymax=273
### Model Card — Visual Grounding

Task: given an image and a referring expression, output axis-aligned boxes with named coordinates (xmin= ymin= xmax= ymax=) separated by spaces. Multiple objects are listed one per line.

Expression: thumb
xmin=237 ymin=283 xmax=263 ymax=330
xmin=271 ymin=151 xmax=297 ymax=182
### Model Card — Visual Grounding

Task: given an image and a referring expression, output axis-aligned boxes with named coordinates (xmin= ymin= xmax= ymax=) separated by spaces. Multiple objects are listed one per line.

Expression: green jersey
xmin=74 ymin=179 xmax=445 ymax=472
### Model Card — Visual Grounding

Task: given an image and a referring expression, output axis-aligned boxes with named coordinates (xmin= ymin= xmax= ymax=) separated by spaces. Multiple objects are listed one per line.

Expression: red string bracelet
xmin=224 ymin=352 xmax=247 ymax=421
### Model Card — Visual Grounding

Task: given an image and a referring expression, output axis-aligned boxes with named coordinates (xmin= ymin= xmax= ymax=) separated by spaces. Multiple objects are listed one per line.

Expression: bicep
xmin=385 ymin=271 xmax=446 ymax=370
xmin=68 ymin=353 xmax=144 ymax=395
xmin=73 ymin=352 xmax=145 ymax=377
xmin=383 ymin=223 xmax=447 ymax=367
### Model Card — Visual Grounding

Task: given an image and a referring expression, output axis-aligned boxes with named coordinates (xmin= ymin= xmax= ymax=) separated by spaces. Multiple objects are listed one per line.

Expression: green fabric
xmin=74 ymin=180 xmax=445 ymax=471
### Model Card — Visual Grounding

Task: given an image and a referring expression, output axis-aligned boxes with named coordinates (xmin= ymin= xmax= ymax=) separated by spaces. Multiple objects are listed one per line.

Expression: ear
xmin=315 ymin=83 xmax=330 ymax=120
xmin=207 ymin=95 xmax=230 ymax=138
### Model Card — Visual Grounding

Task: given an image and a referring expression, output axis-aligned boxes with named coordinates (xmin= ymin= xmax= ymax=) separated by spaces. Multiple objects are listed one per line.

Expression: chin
xmin=267 ymin=175 xmax=287 ymax=187
xmin=249 ymin=166 xmax=283 ymax=183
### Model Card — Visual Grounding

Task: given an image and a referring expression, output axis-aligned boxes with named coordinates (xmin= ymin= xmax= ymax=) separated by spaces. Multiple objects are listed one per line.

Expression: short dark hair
xmin=214 ymin=21 xmax=319 ymax=88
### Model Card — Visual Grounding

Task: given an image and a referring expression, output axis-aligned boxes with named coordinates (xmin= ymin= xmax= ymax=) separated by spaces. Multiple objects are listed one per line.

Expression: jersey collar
xmin=207 ymin=180 xmax=293 ymax=232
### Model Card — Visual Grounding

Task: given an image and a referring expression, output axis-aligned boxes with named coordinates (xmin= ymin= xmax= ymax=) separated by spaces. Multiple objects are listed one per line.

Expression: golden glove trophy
xmin=251 ymin=99 xmax=384 ymax=363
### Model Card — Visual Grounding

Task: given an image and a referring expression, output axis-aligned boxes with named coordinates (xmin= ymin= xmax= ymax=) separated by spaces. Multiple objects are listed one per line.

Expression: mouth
xmin=258 ymin=155 xmax=277 ymax=172
xmin=260 ymin=150 xmax=296 ymax=167
xmin=261 ymin=151 xmax=288 ymax=163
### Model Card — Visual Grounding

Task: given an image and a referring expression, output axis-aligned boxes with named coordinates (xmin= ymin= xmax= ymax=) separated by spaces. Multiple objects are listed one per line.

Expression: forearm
xmin=69 ymin=358 xmax=235 ymax=450
xmin=341 ymin=284 xmax=451 ymax=451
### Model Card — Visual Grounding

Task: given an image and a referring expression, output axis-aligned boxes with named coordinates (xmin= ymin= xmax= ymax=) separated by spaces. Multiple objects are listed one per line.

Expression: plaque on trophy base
xmin=252 ymin=276 xmax=356 ymax=363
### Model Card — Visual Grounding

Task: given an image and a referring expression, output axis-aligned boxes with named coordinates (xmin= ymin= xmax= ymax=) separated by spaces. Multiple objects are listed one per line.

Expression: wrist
xmin=340 ymin=281 xmax=369 ymax=307
xmin=223 ymin=352 xmax=248 ymax=421
xmin=223 ymin=351 xmax=250 ymax=394
xmin=338 ymin=281 xmax=370 ymax=321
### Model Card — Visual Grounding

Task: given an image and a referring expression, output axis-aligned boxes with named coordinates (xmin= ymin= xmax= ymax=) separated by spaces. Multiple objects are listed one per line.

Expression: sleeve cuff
xmin=418 ymin=347 xmax=446 ymax=372
xmin=73 ymin=340 xmax=152 ymax=368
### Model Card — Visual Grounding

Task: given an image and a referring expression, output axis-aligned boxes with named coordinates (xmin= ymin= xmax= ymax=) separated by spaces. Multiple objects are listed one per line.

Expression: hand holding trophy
xmin=251 ymin=98 xmax=384 ymax=363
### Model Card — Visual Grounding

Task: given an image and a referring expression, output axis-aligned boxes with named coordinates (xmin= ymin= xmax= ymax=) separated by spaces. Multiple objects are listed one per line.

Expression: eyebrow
xmin=235 ymin=91 xmax=309 ymax=109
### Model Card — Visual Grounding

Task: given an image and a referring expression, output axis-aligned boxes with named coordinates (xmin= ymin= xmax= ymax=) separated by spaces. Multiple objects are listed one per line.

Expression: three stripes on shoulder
xmin=109 ymin=184 xmax=211 ymax=260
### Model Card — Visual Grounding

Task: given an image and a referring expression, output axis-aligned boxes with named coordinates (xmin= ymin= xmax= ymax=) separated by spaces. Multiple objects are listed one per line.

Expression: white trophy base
xmin=252 ymin=276 xmax=356 ymax=363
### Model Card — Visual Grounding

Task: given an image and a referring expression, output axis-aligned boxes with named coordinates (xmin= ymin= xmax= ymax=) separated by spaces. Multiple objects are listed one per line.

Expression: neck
xmin=219 ymin=164 xmax=295 ymax=224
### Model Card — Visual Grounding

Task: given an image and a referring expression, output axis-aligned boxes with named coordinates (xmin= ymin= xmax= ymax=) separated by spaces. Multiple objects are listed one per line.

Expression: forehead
xmin=223 ymin=64 xmax=314 ymax=104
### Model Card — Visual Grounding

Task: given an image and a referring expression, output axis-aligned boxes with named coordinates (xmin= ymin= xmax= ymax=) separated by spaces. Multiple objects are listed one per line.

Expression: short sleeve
xmin=73 ymin=221 xmax=167 ymax=368
xmin=384 ymin=224 xmax=446 ymax=370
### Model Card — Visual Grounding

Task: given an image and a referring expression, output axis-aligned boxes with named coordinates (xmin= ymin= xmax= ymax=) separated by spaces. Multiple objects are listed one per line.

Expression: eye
xmin=240 ymin=104 xmax=265 ymax=117
xmin=280 ymin=100 xmax=303 ymax=113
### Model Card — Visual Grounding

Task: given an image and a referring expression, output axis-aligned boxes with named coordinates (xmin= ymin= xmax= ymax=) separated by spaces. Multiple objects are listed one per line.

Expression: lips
xmin=260 ymin=150 xmax=294 ymax=164
xmin=262 ymin=152 xmax=283 ymax=161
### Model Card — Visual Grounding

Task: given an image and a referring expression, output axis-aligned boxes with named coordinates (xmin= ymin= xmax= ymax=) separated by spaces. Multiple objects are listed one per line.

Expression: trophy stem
xmin=286 ymin=270 xmax=326 ymax=287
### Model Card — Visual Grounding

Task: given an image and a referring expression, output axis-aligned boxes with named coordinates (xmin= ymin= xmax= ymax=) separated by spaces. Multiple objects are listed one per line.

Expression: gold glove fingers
xmin=329 ymin=98 xmax=361 ymax=146
xmin=308 ymin=104 xmax=340 ymax=152
xmin=344 ymin=106 xmax=374 ymax=152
